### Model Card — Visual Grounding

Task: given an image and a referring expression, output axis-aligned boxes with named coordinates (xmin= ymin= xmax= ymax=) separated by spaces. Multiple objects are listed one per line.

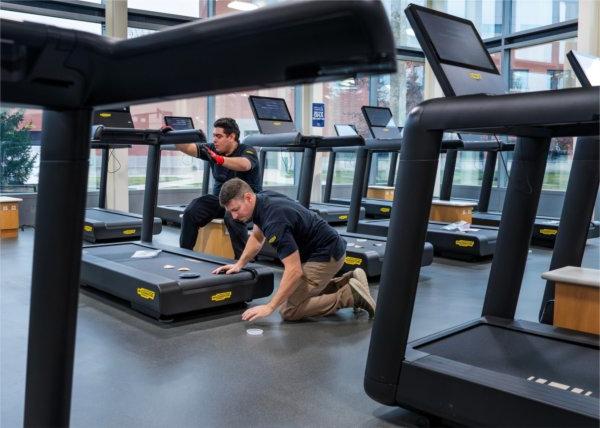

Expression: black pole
xmin=539 ymin=136 xmax=599 ymax=324
xmin=323 ymin=150 xmax=336 ymax=203
xmin=482 ymin=137 xmax=550 ymax=319
xmin=477 ymin=150 xmax=497 ymax=212
xmin=201 ymin=160 xmax=210 ymax=196
xmin=347 ymin=147 xmax=369 ymax=233
xmin=362 ymin=151 xmax=373 ymax=197
xmin=142 ymin=143 xmax=161 ymax=243
xmin=440 ymin=149 xmax=457 ymax=200
xmin=364 ymin=113 xmax=442 ymax=404
xmin=386 ymin=151 xmax=398 ymax=186
xmin=98 ymin=147 xmax=109 ymax=208
xmin=24 ymin=108 xmax=91 ymax=427
xmin=297 ymin=147 xmax=316 ymax=208
xmin=258 ymin=149 xmax=267 ymax=186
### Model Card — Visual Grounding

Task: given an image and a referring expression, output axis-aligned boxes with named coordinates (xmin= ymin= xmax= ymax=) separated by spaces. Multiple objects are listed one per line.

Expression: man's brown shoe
xmin=349 ymin=278 xmax=375 ymax=319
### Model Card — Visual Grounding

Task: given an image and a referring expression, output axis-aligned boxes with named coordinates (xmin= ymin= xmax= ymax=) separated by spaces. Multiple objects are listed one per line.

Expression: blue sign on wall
xmin=312 ymin=103 xmax=325 ymax=127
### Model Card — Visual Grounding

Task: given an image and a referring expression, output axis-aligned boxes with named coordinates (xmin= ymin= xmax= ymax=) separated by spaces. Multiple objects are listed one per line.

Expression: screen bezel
xmin=361 ymin=106 xmax=396 ymax=129
xmin=249 ymin=95 xmax=294 ymax=123
xmin=408 ymin=4 xmax=499 ymax=75
xmin=164 ymin=116 xmax=195 ymax=130
xmin=334 ymin=124 xmax=358 ymax=136
xmin=567 ymin=50 xmax=595 ymax=88
xmin=92 ymin=107 xmax=134 ymax=128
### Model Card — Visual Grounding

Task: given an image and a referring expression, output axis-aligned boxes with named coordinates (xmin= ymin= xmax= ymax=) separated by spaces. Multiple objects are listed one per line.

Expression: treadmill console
xmin=334 ymin=124 xmax=358 ymax=136
xmin=249 ymin=95 xmax=296 ymax=134
xmin=164 ymin=116 xmax=195 ymax=130
xmin=93 ymin=107 xmax=134 ymax=128
xmin=405 ymin=4 xmax=504 ymax=96
xmin=361 ymin=106 xmax=402 ymax=139
xmin=567 ymin=50 xmax=600 ymax=88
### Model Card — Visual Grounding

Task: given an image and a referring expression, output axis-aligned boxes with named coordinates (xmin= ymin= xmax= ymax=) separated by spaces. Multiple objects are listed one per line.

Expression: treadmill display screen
xmin=363 ymin=107 xmax=397 ymax=128
xmin=164 ymin=116 xmax=195 ymax=130
xmin=251 ymin=97 xmax=292 ymax=121
xmin=415 ymin=8 xmax=497 ymax=73
xmin=334 ymin=124 xmax=358 ymax=136
xmin=93 ymin=107 xmax=134 ymax=128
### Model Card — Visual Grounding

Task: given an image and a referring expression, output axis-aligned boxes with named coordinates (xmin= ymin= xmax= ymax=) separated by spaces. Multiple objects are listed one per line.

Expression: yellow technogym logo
xmin=211 ymin=291 xmax=232 ymax=302
xmin=344 ymin=256 xmax=363 ymax=266
xmin=469 ymin=72 xmax=482 ymax=80
xmin=380 ymin=207 xmax=391 ymax=213
xmin=84 ymin=225 xmax=93 ymax=232
xmin=455 ymin=239 xmax=475 ymax=248
xmin=99 ymin=112 xmax=112 ymax=118
xmin=539 ymin=228 xmax=558 ymax=236
xmin=136 ymin=288 xmax=156 ymax=300
xmin=268 ymin=235 xmax=277 ymax=244
xmin=273 ymin=121 xmax=281 ymax=126
xmin=338 ymin=215 xmax=348 ymax=220
xmin=122 ymin=229 xmax=136 ymax=235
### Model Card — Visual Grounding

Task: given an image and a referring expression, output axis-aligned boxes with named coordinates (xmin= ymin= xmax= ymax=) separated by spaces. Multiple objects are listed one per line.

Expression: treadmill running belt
xmin=416 ymin=324 xmax=599 ymax=396
xmin=86 ymin=209 xmax=140 ymax=223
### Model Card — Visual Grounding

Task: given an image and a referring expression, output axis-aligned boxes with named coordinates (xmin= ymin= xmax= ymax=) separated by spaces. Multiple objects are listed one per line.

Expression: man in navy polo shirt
xmin=173 ymin=118 xmax=261 ymax=258
xmin=213 ymin=178 xmax=376 ymax=322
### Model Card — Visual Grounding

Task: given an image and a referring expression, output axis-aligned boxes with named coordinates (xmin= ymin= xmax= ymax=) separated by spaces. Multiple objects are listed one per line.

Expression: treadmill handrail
xmin=92 ymin=126 xmax=206 ymax=146
xmin=245 ymin=132 xmax=365 ymax=149
xmin=1 ymin=0 xmax=396 ymax=109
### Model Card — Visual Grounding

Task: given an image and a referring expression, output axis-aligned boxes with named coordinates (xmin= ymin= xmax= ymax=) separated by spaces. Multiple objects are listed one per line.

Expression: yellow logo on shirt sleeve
xmin=268 ymin=235 xmax=277 ymax=244
xmin=245 ymin=150 xmax=255 ymax=155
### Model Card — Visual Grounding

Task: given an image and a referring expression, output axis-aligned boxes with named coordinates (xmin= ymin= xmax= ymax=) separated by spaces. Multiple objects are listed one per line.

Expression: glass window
xmin=431 ymin=0 xmax=503 ymax=39
xmin=128 ymin=0 xmax=209 ymax=18
xmin=128 ymin=27 xmax=156 ymax=38
xmin=512 ymin=0 xmax=578 ymax=32
xmin=0 ymin=10 xmax=102 ymax=34
xmin=214 ymin=0 xmax=287 ymax=16
xmin=381 ymin=0 xmax=426 ymax=48
xmin=129 ymin=98 xmax=208 ymax=190
xmin=510 ymin=38 xmax=578 ymax=191
xmin=322 ymin=78 xmax=370 ymax=138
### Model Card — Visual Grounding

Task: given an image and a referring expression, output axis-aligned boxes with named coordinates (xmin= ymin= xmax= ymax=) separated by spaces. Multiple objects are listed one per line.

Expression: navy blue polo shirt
xmin=196 ymin=142 xmax=262 ymax=195
xmin=251 ymin=191 xmax=346 ymax=263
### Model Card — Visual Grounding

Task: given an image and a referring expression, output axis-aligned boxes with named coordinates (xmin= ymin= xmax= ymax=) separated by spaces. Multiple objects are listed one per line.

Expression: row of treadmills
xmin=4 ymin=0 xmax=598 ymax=426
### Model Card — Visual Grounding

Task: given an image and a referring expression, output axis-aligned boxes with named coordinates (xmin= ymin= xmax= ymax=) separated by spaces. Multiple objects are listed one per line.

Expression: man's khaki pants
xmin=279 ymin=255 xmax=354 ymax=321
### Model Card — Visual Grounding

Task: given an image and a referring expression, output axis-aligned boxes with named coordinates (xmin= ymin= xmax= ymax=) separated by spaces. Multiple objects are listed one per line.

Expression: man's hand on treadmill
xmin=212 ymin=263 xmax=242 ymax=275
xmin=199 ymin=144 xmax=224 ymax=165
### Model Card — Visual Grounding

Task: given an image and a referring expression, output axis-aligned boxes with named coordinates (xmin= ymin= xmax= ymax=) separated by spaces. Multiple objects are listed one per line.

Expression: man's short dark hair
xmin=219 ymin=178 xmax=254 ymax=207
xmin=214 ymin=117 xmax=240 ymax=142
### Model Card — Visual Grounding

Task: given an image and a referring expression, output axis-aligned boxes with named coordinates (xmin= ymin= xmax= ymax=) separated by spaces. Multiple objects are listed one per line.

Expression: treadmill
xmin=154 ymin=115 xmax=212 ymax=225
xmin=324 ymin=112 xmax=402 ymax=219
xmin=84 ymin=107 xmax=162 ymax=242
xmin=81 ymin=126 xmax=274 ymax=320
xmin=364 ymin=5 xmax=599 ymax=426
xmin=248 ymin=95 xmax=366 ymax=224
xmin=5 ymin=1 xmax=397 ymax=425
xmin=447 ymin=53 xmax=600 ymax=247
xmin=347 ymin=106 xmax=500 ymax=260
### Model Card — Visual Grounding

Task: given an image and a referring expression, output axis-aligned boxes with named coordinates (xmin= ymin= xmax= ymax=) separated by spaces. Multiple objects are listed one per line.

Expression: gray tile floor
xmin=1 ymin=227 xmax=598 ymax=427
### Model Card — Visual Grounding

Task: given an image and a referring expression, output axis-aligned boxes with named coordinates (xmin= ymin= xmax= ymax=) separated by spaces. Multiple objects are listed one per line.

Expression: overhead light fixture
xmin=228 ymin=1 xmax=259 ymax=11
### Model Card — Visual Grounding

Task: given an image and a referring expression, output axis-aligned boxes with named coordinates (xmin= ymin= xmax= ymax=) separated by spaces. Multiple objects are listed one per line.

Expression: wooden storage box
xmin=0 ymin=196 xmax=23 ymax=239
xmin=193 ymin=219 xmax=234 ymax=259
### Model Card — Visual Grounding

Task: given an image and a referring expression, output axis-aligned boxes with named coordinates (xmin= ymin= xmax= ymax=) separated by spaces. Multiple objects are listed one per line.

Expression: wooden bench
xmin=430 ymin=199 xmax=478 ymax=223
xmin=367 ymin=185 xmax=394 ymax=201
xmin=541 ymin=266 xmax=600 ymax=335
xmin=0 ymin=196 xmax=23 ymax=239
xmin=193 ymin=219 xmax=234 ymax=259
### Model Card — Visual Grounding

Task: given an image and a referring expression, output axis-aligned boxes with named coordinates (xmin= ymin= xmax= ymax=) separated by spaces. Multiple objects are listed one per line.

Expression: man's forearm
xmin=222 ymin=156 xmax=251 ymax=171
xmin=237 ymin=233 xmax=264 ymax=266
xmin=267 ymin=268 xmax=303 ymax=310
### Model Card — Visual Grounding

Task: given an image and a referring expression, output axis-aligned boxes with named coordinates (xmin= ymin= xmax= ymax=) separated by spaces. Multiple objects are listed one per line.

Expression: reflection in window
xmin=510 ymin=38 xmax=578 ymax=191
xmin=512 ymin=0 xmax=577 ymax=32
xmin=128 ymin=0 xmax=209 ymax=18
xmin=381 ymin=0 xmax=426 ymax=48
xmin=129 ymin=98 xmax=208 ymax=190
xmin=431 ymin=0 xmax=503 ymax=39
xmin=0 ymin=10 xmax=102 ymax=34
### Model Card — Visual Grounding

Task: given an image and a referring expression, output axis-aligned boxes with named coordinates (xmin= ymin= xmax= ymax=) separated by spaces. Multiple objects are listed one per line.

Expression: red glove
xmin=200 ymin=145 xmax=224 ymax=165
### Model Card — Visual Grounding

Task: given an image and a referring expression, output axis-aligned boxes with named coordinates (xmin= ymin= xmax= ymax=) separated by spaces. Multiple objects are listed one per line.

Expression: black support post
xmin=362 ymin=151 xmax=373 ymax=197
xmin=440 ymin=149 xmax=457 ymax=200
xmin=201 ymin=160 xmax=210 ymax=196
xmin=24 ymin=108 xmax=91 ymax=427
xmin=141 ymin=144 xmax=161 ymax=243
xmin=387 ymin=151 xmax=398 ymax=186
xmin=477 ymin=150 xmax=497 ymax=212
xmin=347 ymin=147 xmax=369 ymax=233
xmin=323 ymin=150 xmax=336 ymax=203
xmin=258 ymin=149 xmax=267 ymax=185
xmin=297 ymin=147 xmax=316 ymax=208
xmin=482 ymin=137 xmax=550 ymax=319
xmin=364 ymin=112 xmax=442 ymax=404
xmin=539 ymin=136 xmax=599 ymax=323
xmin=98 ymin=147 xmax=109 ymax=208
